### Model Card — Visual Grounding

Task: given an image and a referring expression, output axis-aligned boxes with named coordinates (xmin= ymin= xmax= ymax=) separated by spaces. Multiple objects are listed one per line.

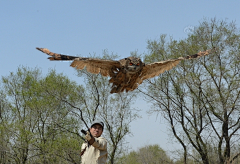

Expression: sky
xmin=1 ymin=0 xmax=240 ymax=155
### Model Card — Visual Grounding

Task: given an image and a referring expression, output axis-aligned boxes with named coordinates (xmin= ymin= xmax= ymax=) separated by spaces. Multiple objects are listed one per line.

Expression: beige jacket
xmin=81 ymin=137 xmax=107 ymax=164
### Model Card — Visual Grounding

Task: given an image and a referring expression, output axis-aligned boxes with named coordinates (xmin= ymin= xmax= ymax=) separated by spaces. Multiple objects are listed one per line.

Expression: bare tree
xmin=140 ymin=18 xmax=240 ymax=164
xmin=49 ymin=50 xmax=140 ymax=164
xmin=73 ymin=51 xmax=140 ymax=163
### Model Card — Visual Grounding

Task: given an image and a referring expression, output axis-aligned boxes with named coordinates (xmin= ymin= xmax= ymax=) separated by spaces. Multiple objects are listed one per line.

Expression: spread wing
xmin=70 ymin=58 xmax=120 ymax=77
xmin=139 ymin=49 xmax=213 ymax=83
xmin=36 ymin=47 xmax=121 ymax=77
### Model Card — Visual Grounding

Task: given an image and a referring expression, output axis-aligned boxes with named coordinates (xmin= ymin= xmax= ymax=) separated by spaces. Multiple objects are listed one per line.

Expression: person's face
xmin=90 ymin=124 xmax=103 ymax=138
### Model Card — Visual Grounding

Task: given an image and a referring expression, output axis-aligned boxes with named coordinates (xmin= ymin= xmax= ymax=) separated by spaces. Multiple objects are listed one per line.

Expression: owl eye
xmin=129 ymin=63 xmax=133 ymax=65
xmin=137 ymin=63 xmax=140 ymax=66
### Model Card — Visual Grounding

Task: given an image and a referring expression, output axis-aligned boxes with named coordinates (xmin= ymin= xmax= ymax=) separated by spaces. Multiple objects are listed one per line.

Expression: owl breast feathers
xmin=36 ymin=47 xmax=214 ymax=93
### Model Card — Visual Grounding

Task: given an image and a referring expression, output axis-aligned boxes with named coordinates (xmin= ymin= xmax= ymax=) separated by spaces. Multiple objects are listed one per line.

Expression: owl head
xmin=123 ymin=57 xmax=144 ymax=74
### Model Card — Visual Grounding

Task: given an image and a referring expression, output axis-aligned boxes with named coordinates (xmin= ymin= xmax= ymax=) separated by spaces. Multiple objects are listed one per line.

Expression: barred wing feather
xmin=138 ymin=48 xmax=213 ymax=84
xmin=70 ymin=59 xmax=120 ymax=77
xmin=36 ymin=47 xmax=121 ymax=77
xmin=138 ymin=59 xmax=181 ymax=84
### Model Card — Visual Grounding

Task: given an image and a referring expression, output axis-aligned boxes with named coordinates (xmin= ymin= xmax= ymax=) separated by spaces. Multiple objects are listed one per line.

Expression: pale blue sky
xmin=1 ymin=1 xmax=240 ymax=153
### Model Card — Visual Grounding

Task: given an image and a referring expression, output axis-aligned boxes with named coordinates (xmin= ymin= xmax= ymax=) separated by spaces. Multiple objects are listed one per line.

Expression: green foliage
xmin=118 ymin=144 xmax=173 ymax=164
xmin=0 ymin=58 xmax=139 ymax=164
xmin=0 ymin=66 xmax=83 ymax=163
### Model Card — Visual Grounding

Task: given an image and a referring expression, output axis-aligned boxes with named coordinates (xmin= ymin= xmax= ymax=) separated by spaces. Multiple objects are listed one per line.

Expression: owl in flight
xmin=36 ymin=47 xmax=213 ymax=93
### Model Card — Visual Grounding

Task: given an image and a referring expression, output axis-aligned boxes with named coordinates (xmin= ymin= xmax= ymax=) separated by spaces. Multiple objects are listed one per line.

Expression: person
xmin=81 ymin=120 xmax=107 ymax=164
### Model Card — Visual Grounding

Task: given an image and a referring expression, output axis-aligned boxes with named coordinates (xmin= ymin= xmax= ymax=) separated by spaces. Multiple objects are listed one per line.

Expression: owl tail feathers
xmin=36 ymin=47 xmax=78 ymax=61
xmin=110 ymin=85 xmax=134 ymax=93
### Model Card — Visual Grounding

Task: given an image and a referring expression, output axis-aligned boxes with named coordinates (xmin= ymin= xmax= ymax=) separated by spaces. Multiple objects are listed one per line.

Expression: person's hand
xmin=85 ymin=131 xmax=92 ymax=141
xmin=85 ymin=131 xmax=95 ymax=145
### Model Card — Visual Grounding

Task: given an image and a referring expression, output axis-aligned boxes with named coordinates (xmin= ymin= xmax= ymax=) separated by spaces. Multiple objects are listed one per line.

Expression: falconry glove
xmin=85 ymin=131 xmax=95 ymax=145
